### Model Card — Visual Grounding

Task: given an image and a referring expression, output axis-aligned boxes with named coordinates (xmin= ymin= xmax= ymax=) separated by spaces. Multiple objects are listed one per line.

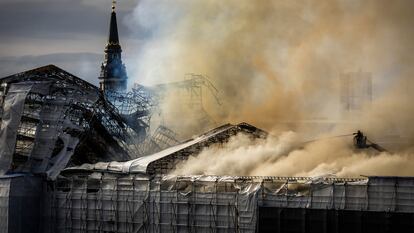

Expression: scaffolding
xmin=149 ymin=74 xmax=221 ymax=139
xmin=121 ymin=74 xmax=222 ymax=155
xmin=104 ymin=85 xmax=155 ymax=143
xmin=136 ymin=125 xmax=181 ymax=156
xmin=54 ymin=174 xmax=258 ymax=233
xmin=50 ymin=174 xmax=414 ymax=233
xmin=0 ymin=65 xmax=148 ymax=179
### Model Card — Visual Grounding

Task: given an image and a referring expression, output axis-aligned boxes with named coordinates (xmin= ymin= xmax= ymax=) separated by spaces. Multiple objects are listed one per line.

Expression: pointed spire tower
xmin=99 ymin=0 xmax=128 ymax=92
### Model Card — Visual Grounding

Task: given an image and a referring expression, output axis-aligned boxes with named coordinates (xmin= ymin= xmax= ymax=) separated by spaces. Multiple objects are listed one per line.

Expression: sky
xmin=1 ymin=0 xmax=413 ymax=130
xmin=0 ymin=0 xmax=140 ymax=85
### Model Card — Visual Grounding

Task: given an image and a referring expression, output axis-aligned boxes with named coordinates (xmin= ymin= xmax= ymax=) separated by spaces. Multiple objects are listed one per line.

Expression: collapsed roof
xmin=0 ymin=65 xmax=148 ymax=179
xmin=64 ymin=122 xmax=268 ymax=175
xmin=0 ymin=64 xmax=268 ymax=180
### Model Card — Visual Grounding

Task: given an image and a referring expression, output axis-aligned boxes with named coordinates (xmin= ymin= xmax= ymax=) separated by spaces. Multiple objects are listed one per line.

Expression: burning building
xmin=0 ymin=111 xmax=413 ymax=233
xmin=0 ymin=65 xmax=137 ymax=179
xmin=0 ymin=1 xmax=413 ymax=233
xmin=0 ymin=121 xmax=413 ymax=233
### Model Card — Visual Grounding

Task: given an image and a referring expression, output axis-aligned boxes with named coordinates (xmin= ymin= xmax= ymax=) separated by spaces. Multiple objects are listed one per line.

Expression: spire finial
xmin=112 ymin=0 xmax=116 ymax=12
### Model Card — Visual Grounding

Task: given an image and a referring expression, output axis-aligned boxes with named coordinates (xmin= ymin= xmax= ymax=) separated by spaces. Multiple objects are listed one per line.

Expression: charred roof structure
xmin=150 ymin=74 xmax=222 ymax=139
xmin=0 ymin=65 xmax=143 ymax=179
xmin=63 ymin=122 xmax=267 ymax=176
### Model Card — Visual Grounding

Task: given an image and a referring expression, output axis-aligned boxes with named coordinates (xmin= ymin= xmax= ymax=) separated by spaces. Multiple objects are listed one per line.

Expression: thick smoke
xmin=173 ymin=132 xmax=414 ymax=177
xmin=128 ymin=1 xmax=414 ymax=177
xmin=129 ymin=0 xmax=413 ymax=131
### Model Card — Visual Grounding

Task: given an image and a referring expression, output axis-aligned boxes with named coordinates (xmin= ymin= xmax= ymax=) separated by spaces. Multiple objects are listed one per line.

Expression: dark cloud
xmin=0 ymin=0 xmax=141 ymax=40
xmin=0 ymin=0 xmax=147 ymax=81
xmin=0 ymin=53 xmax=101 ymax=84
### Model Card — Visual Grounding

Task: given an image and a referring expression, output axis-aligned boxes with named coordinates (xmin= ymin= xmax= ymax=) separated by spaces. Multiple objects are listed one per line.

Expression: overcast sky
xmin=0 ymin=0 xmax=142 ymax=84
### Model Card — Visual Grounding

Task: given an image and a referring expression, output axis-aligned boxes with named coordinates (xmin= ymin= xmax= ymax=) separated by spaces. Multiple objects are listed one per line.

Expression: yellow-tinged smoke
xmin=173 ymin=132 xmax=414 ymax=178
xmin=131 ymin=0 xmax=413 ymax=131
xmin=130 ymin=0 xmax=414 ymax=176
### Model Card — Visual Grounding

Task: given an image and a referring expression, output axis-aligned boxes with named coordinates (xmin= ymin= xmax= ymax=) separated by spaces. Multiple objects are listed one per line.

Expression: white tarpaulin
xmin=0 ymin=83 xmax=34 ymax=175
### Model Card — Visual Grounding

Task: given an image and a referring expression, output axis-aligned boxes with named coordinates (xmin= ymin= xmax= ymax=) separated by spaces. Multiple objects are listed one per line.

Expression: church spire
xmin=99 ymin=0 xmax=128 ymax=92
xmin=108 ymin=0 xmax=119 ymax=45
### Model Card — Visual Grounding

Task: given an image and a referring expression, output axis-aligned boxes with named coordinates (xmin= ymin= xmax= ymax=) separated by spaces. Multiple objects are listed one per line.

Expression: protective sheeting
xmin=51 ymin=174 xmax=414 ymax=233
xmin=8 ymin=175 xmax=48 ymax=233
xmin=0 ymin=177 xmax=10 ymax=233
xmin=30 ymin=89 xmax=74 ymax=174
xmin=54 ymin=174 xmax=260 ymax=233
xmin=261 ymin=178 xmax=369 ymax=210
xmin=0 ymin=174 xmax=47 ymax=233
xmin=0 ymin=65 xmax=149 ymax=179
xmin=0 ymin=83 xmax=34 ymax=175
xmin=46 ymin=133 xmax=79 ymax=180
xmin=368 ymin=176 xmax=414 ymax=212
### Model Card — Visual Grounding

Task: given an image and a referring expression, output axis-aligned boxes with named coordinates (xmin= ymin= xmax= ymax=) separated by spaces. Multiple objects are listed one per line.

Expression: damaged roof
xmin=0 ymin=65 xmax=146 ymax=179
xmin=63 ymin=122 xmax=268 ymax=175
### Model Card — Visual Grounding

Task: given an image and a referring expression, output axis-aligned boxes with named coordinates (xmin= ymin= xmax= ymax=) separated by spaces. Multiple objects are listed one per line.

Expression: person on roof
xmin=353 ymin=130 xmax=367 ymax=148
